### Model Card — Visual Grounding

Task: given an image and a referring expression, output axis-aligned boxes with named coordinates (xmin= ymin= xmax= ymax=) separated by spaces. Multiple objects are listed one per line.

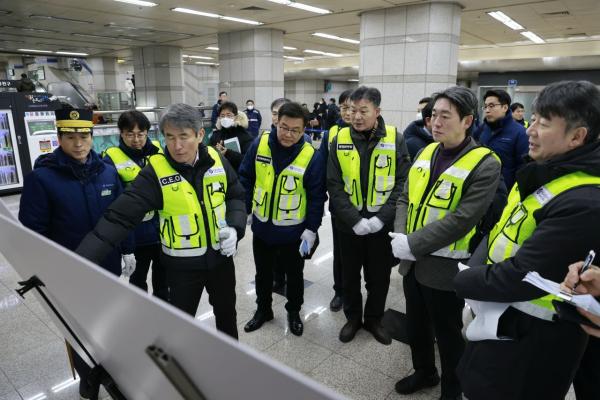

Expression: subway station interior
xmin=0 ymin=0 xmax=600 ymax=399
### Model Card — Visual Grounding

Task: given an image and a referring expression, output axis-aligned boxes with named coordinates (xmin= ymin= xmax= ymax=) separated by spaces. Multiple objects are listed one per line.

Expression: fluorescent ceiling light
xmin=521 ymin=31 xmax=545 ymax=44
xmin=486 ymin=11 xmax=524 ymax=30
xmin=206 ymin=46 xmax=219 ymax=51
xmin=18 ymin=48 xmax=53 ymax=53
xmin=284 ymin=56 xmax=304 ymax=61
xmin=114 ymin=0 xmax=158 ymax=7
xmin=352 ymin=65 xmax=359 ymax=69
xmin=171 ymin=7 xmax=262 ymax=25
xmin=195 ymin=61 xmax=218 ymax=65
xmin=29 ymin=15 xmax=93 ymax=24
xmin=283 ymin=46 xmax=297 ymax=50
xmin=56 ymin=51 xmax=89 ymax=56
xmin=266 ymin=0 xmax=331 ymax=14
xmin=348 ymin=79 xmax=359 ymax=82
xmin=313 ymin=32 xmax=359 ymax=44
xmin=303 ymin=49 xmax=342 ymax=57
xmin=183 ymin=55 xmax=213 ymax=60
xmin=117 ymin=59 xmax=126 ymax=63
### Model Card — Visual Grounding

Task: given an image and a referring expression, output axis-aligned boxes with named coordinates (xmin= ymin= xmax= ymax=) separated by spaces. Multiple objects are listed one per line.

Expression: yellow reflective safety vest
xmin=487 ymin=171 xmax=600 ymax=320
xmin=328 ymin=125 xmax=340 ymax=145
xmin=407 ymin=142 xmax=499 ymax=259
xmin=336 ymin=125 xmax=397 ymax=212
xmin=148 ymin=147 xmax=227 ymax=257
xmin=253 ymin=133 xmax=315 ymax=226
xmin=104 ymin=140 xmax=163 ymax=184
xmin=105 ymin=140 xmax=163 ymax=221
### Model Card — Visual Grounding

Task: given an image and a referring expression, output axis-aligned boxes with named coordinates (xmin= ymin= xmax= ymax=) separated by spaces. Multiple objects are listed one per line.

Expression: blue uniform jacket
xmin=473 ymin=110 xmax=528 ymax=191
xmin=19 ymin=148 xmax=131 ymax=275
xmin=244 ymin=108 xmax=262 ymax=137
xmin=239 ymin=128 xmax=326 ymax=245
xmin=103 ymin=138 xmax=160 ymax=247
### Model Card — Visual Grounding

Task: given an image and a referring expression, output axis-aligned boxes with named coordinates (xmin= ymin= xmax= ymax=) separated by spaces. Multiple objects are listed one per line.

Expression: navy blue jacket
xmin=239 ymin=128 xmax=326 ymax=245
xmin=403 ymin=119 xmax=433 ymax=161
xmin=211 ymin=101 xmax=220 ymax=128
xmin=473 ymin=110 xmax=528 ymax=191
xmin=103 ymin=138 xmax=161 ymax=247
xmin=244 ymin=108 xmax=262 ymax=137
xmin=19 ymin=148 xmax=129 ymax=276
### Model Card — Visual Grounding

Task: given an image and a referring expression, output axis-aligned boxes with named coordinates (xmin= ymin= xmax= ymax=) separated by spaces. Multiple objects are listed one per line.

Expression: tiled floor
xmin=0 ymin=193 xmax=576 ymax=400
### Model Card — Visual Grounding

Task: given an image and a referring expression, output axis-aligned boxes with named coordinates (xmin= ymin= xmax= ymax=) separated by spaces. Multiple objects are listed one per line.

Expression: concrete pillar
xmin=284 ymin=79 xmax=324 ymax=106
xmin=218 ymin=29 xmax=284 ymax=132
xmin=183 ymin=64 xmax=219 ymax=108
xmin=132 ymin=45 xmax=184 ymax=107
xmin=359 ymin=2 xmax=461 ymax=130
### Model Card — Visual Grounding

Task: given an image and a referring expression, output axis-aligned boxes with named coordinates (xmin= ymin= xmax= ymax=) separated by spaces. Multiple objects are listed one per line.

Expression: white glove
xmin=246 ymin=214 xmax=253 ymax=226
xmin=219 ymin=227 xmax=238 ymax=257
xmin=367 ymin=216 xmax=384 ymax=233
xmin=389 ymin=232 xmax=416 ymax=261
xmin=352 ymin=218 xmax=372 ymax=236
xmin=121 ymin=254 xmax=136 ymax=278
xmin=299 ymin=229 xmax=317 ymax=257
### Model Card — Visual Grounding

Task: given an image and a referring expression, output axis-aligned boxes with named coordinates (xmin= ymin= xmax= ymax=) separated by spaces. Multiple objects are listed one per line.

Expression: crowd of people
xmin=16 ymin=80 xmax=600 ymax=400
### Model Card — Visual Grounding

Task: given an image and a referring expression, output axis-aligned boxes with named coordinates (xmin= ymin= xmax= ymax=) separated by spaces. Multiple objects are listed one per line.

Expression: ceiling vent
xmin=240 ymin=6 xmax=268 ymax=11
xmin=542 ymin=11 xmax=571 ymax=16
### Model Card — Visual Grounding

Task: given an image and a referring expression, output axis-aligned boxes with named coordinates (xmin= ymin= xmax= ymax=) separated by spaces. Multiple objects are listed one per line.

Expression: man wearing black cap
xmin=19 ymin=108 xmax=133 ymax=399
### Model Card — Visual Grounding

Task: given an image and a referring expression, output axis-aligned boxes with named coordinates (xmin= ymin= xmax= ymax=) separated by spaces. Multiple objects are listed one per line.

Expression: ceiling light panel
xmin=486 ymin=11 xmax=524 ymax=30
xmin=114 ymin=0 xmax=158 ymax=7
xmin=303 ymin=49 xmax=342 ymax=57
xmin=171 ymin=7 xmax=262 ymax=25
xmin=18 ymin=48 xmax=53 ymax=53
xmin=521 ymin=31 xmax=545 ymax=44
xmin=313 ymin=32 xmax=359 ymax=44
xmin=266 ymin=0 xmax=331 ymax=14
xmin=283 ymin=46 xmax=297 ymax=50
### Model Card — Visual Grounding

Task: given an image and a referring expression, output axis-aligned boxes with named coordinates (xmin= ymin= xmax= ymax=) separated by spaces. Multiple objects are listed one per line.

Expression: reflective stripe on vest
xmin=336 ymin=125 xmax=397 ymax=212
xmin=252 ymin=132 xmax=315 ymax=226
xmin=148 ymin=147 xmax=228 ymax=257
xmin=407 ymin=142 xmax=499 ymax=260
xmin=487 ymin=171 xmax=600 ymax=320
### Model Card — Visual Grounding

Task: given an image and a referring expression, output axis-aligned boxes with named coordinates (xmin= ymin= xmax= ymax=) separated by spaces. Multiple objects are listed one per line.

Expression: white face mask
xmin=415 ymin=112 xmax=423 ymax=121
xmin=220 ymin=117 xmax=234 ymax=128
xmin=247 ymin=104 xmax=254 ymax=110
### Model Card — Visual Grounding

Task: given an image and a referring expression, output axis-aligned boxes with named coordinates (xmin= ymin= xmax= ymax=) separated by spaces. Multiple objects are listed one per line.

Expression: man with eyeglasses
xmin=77 ymin=103 xmax=247 ymax=341
xmin=328 ymin=86 xmax=411 ymax=345
xmin=239 ymin=101 xmax=326 ymax=336
xmin=103 ymin=110 xmax=167 ymax=301
xmin=473 ymin=89 xmax=528 ymax=190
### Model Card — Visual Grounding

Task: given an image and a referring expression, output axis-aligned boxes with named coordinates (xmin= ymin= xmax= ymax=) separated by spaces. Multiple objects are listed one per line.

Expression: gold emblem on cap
xmin=69 ymin=111 xmax=80 ymax=120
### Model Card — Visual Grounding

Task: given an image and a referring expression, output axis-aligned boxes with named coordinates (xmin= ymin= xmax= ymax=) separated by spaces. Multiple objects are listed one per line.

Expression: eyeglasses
xmin=483 ymin=103 xmax=502 ymax=110
xmin=123 ymin=132 xmax=147 ymax=139
xmin=278 ymin=125 xmax=303 ymax=136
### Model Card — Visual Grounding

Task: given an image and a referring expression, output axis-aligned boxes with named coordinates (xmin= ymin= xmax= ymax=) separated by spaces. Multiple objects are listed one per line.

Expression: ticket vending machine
xmin=0 ymin=108 xmax=24 ymax=193
xmin=23 ymin=110 xmax=59 ymax=166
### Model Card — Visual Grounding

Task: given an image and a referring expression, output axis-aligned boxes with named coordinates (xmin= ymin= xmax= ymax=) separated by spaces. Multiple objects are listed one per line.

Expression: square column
xmin=360 ymin=2 xmax=462 ymax=130
xmin=132 ymin=45 xmax=184 ymax=107
xmin=218 ymin=29 xmax=284 ymax=131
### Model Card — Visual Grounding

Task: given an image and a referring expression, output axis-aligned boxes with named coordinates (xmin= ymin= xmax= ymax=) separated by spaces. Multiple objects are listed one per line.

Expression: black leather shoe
xmin=339 ymin=320 xmax=361 ymax=343
xmin=363 ymin=320 xmax=392 ymax=345
xmin=395 ymin=370 xmax=440 ymax=395
xmin=244 ymin=310 xmax=274 ymax=332
xmin=329 ymin=295 xmax=343 ymax=312
xmin=287 ymin=312 xmax=303 ymax=336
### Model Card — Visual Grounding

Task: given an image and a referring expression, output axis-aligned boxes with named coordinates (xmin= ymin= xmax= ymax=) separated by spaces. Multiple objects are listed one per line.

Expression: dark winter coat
xmin=19 ymin=148 xmax=128 ymax=275
xmin=210 ymin=112 xmax=254 ymax=171
xmin=403 ymin=119 xmax=433 ymax=161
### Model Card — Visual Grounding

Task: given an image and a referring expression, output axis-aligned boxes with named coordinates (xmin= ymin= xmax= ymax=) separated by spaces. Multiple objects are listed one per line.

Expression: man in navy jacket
xmin=473 ymin=89 xmax=528 ymax=191
xmin=239 ymin=102 xmax=326 ymax=336
xmin=244 ymin=99 xmax=262 ymax=137
xmin=19 ymin=108 xmax=132 ymax=399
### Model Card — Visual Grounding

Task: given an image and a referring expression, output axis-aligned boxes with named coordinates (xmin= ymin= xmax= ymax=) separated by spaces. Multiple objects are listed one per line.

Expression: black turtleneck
xmin=430 ymin=136 xmax=471 ymax=187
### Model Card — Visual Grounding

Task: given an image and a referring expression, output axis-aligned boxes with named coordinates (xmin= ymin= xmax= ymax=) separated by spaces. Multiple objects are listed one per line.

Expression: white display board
xmin=0 ymin=200 xmax=345 ymax=400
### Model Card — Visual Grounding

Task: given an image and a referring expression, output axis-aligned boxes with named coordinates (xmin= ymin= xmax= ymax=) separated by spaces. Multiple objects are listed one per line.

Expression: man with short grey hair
xmin=77 ymin=103 xmax=247 ymax=339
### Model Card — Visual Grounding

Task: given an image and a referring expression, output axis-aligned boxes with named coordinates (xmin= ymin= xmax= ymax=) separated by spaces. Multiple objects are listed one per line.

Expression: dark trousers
xmin=331 ymin=216 xmax=343 ymax=296
xmin=253 ymin=236 xmax=304 ymax=313
xmin=166 ymin=259 xmax=238 ymax=339
xmin=404 ymin=265 xmax=465 ymax=397
xmin=129 ymin=244 xmax=168 ymax=301
xmin=338 ymin=229 xmax=393 ymax=322
xmin=574 ymin=336 xmax=600 ymax=399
